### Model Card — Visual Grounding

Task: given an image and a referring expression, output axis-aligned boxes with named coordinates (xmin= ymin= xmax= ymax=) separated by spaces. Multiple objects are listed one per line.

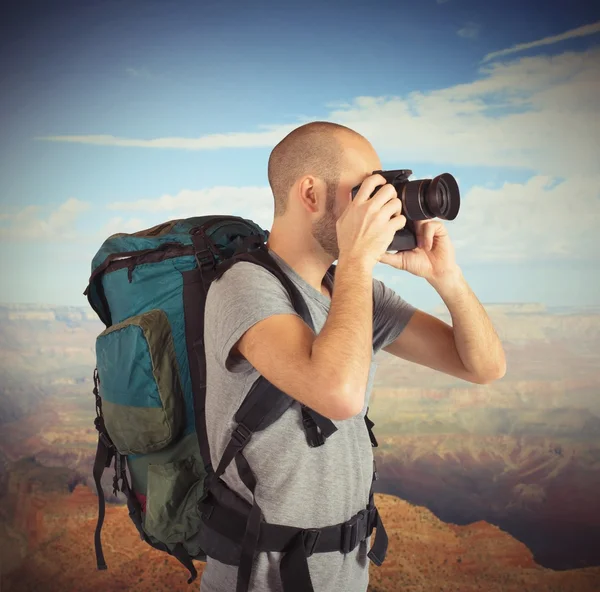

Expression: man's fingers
xmin=351 ymin=173 xmax=388 ymax=204
xmin=380 ymin=196 xmax=404 ymax=220
xmin=420 ymin=221 xmax=443 ymax=250
xmin=369 ymin=183 xmax=398 ymax=212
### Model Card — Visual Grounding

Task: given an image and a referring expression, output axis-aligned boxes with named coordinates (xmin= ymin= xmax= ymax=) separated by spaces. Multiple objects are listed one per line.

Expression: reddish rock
xmin=2 ymin=487 xmax=599 ymax=592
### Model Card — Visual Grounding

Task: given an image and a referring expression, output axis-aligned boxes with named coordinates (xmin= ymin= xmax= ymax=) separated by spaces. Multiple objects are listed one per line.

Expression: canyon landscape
xmin=369 ymin=301 xmax=600 ymax=572
xmin=0 ymin=301 xmax=599 ymax=590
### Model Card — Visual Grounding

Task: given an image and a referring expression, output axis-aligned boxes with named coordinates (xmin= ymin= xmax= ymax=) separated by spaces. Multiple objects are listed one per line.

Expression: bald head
xmin=267 ymin=121 xmax=367 ymax=217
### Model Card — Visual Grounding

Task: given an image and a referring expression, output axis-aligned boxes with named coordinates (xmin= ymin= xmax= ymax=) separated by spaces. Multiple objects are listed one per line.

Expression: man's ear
xmin=297 ymin=175 xmax=324 ymax=215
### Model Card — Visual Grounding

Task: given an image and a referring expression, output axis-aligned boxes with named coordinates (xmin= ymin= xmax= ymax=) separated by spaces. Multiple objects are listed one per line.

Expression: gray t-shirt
xmin=200 ymin=249 xmax=416 ymax=592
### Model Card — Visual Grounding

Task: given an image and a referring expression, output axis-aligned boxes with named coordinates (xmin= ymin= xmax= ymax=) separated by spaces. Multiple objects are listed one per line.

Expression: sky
xmin=0 ymin=0 xmax=599 ymax=312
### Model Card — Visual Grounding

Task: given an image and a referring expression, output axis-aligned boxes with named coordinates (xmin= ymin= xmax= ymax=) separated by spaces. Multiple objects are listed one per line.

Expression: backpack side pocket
xmin=143 ymin=454 xmax=206 ymax=547
xmin=96 ymin=308 xmax=184 ymax=454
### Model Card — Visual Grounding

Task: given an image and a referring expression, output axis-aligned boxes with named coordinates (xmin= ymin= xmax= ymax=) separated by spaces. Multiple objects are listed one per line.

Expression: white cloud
xmin=0 ymin=188 xmax=274 ymax=246
xmin=450 ymin=175 xmax=600 ymax=261
xmin=0 ymin=199 xmax=91 ymax=241
xmin=38 ymin=47 xmax=600 ymax=181
xmin=457 ymin=22 xmax=480 ymax=39
xmin=326 ymin=49 xmax=600 ymax=178
xmin=97 ymin=216 xmax=148 ymax=239
xmin=483 ymin=20 xmax=600 ymax=63
xmin=37 ymin=123 xmax=302 ymax=150
xmin=105 ymin=186 xmax=275 ymax=236
xmin=5 ymin=174 xmax=594 ymax=262
xmin=102 ymin=172 xmax=600 ymax=264
xmin=26 ymin=43 xmax=600 ymax=262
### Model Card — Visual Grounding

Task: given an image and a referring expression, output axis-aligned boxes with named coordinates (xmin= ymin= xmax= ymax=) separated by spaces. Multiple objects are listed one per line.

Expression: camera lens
xmin=400 ymin=173 xmax=460 ymax=221
xmin=427 ymin=174 xmax=459 ymax=220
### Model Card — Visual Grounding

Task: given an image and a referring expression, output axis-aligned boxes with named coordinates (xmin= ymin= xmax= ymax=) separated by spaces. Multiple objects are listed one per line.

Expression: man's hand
xmin=379 ymin=220 xmax=458 ymax=283
xmin=338 ymin=174 xmax=406 ymax=270
xmin=379 ymin=216 xmax=506 ymax=384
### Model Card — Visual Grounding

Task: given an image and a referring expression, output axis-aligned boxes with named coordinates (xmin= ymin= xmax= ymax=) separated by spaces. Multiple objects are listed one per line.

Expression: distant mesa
xmin=433 ymin=302 xmax=548 ymax=315
xmin=1 ymin=301 xmax=556 ymax=320
xmin=0 ymin=303 xmax=100 ymax=322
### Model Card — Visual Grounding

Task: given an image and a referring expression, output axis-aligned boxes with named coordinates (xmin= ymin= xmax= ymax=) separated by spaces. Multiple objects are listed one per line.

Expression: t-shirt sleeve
xmin=204 ymin=261 xmax=301 ymax=373
xmin=372 ymin=278 xmax=417 ymax=353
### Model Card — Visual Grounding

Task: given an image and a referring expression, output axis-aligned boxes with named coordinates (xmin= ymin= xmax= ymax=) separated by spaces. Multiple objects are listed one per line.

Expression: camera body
xmin=350 ymin=169 xmax=460 ymax=252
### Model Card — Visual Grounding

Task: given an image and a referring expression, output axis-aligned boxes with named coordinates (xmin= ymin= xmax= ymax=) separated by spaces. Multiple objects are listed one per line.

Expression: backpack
xmin=84 ymin=214 xmax=389 ymax=592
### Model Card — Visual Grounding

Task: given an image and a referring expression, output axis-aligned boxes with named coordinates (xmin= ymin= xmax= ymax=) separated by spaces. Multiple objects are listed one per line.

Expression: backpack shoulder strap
xmin=216 ymin=246 xmax=337 ymax=436
xmin=207 ymin=245 xmax=338 ymax=476
xmin=213 ymin=244 xmax=315 ymax=332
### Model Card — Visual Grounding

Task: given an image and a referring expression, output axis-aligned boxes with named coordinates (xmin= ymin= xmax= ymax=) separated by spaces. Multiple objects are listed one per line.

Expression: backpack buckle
xmin=196 ymin=251 xmax=216 ymax=270
xmin=232 ymin=422 xmax=253 ymax=448
xmin=94 ymin=417 xmax=115 ymax=450
xmin=99 ymin=432 xmax=114 ymax=450
xmin=302 ymin=415 xmax=325 ymax=447
xmin=341 ymin=509 xmax=369 ymax=554
xmin=302 ymin=528 xmax=321 ymax=557
xmin=192 ymin=230 xmax=218 ymax=270
xmin=366 ymin=506 xmax=378 ymax=534
xmin=301 ymin=409 xmax=327 ymax=447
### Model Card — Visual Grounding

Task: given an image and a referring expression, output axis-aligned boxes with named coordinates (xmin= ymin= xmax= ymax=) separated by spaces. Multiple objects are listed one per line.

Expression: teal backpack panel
xmin=96 ymin=308 xmax=186 ymax=455
xmin=85 ymin=214 xmax=269 ymax=582
xmin=87 ymin=215 xmax=267 ymax=441
xmin=100 ymin=256 xmax=197 ymax=439
xmin=96 ymin=323 xmax=163 ymax=408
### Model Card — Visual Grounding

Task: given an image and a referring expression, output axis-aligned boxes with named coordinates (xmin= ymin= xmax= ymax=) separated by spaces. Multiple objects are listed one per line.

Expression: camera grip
xmin=387 ymin=224 xmax=417 ymax=252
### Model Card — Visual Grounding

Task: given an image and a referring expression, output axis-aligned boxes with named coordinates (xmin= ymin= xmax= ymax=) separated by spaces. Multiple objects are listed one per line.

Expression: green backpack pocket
xmin=96 ymin=308 xmax=184 ymax=455
xmin=143 ymin=454 xmax=206 ymax=546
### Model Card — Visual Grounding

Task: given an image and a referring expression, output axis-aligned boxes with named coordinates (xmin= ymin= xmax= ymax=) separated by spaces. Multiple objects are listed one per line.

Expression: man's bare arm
xmin=384 ymin=270 xmax=506 ymax=384
xmin=233 ymin=256 xmax=374 ymax=421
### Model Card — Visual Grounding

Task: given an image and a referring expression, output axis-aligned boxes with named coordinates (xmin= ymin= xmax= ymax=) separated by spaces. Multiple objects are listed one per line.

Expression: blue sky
xmin=1 ymin=0 xmax=599 ymax=310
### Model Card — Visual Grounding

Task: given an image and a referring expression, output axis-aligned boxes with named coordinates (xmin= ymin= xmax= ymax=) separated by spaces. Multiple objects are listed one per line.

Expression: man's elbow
xmin=471 ymin=359 xmax=507 ymax=385
xmin=329 ymin=382 xmax=364 ymax=420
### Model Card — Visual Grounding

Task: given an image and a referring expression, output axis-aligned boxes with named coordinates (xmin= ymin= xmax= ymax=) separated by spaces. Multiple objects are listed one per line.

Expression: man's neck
xmin=266 ymin=225 xmax=333 ymax=296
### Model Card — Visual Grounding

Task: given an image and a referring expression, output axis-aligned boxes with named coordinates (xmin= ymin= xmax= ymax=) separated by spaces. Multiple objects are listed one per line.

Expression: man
xmin=200 ymin=121 xmax=506 ymax=591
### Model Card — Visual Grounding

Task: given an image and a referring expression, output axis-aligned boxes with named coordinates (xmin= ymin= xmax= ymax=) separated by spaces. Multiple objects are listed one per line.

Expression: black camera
xmin=351 ymin=169 xmax=460 ymax=251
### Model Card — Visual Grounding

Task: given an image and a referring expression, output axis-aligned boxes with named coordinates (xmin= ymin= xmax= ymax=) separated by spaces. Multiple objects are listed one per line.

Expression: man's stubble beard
xmin=312 ymin=183 xmax=340 ymax=260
